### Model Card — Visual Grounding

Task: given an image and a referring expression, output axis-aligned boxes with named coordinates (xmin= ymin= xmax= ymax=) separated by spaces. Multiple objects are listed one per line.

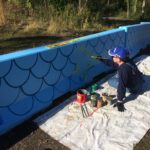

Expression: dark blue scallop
xmin=60 ymin=45 xmax=74 ymax=56
xmin=35 ymin=83 xmax=54 ymax=103
xmin=21 ymin=74 xmax=43 ymax=95
xmin=55 ymin=75 xmax=70 ymax=93
xmin=15 ymin=54 xmax=37 ymax=70
xmin=5 ymin=63 xmax=29 ymax=87
xmin=31 ymin=57 xmax=50 ymax=78
xmin=0 ymin=79 xmax=19 ymax=107
xmin=0 ymin=60 xmax=12 ymax=77
xmin=89 ymin=38 xmax=99 ymax=47
xmin=53 ymin=87 xmax=64 ymax=99
xmin=94 ymin=41 xmax=105 ymax=54
xmin=69 ymin=74 xmax=85 ymax=91
xmin=40 ymin=49 xmax=58 ymax=62
xmin=44 ymin=65 xmax=61 ymax=85
xmin=52 ymin=51 xmax=68 ymax=70
xmin=70 ymin=44 xmax=86 ymax=64
xmin=8 ymin=93 xmax=34 ymax=116
xmin=62 ymin=60 xmax=75 ymax=77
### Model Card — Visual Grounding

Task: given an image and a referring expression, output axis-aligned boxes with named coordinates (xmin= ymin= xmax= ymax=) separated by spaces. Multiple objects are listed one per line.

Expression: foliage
xmin=0 ymin=0 xmax=149 ymax=33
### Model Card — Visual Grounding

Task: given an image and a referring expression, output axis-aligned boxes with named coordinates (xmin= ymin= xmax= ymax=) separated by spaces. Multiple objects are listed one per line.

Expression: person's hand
xmin=113 ymin=101 xmax=126 ymax=112
xmin=117 ymin=102 xmax=125 ymax=112
xmin=91 ymin=55 xmax=103 ymax=60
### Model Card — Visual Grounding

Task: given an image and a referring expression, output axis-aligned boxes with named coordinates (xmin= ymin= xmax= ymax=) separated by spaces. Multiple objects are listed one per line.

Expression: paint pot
xmin=90 ymin=93 xmax=98 ymax=107
xmin=107 ymin=96 xmax=113 ymax=106
xmin=91 ymin=84 xmax=98 ymax=93
xmin=97 ymin=97 xmax=103 ymax=108
xmin=76 ymin=89 xmax=87 ymax=104
xmin=102 ymin=93 xmax=108 ymax=102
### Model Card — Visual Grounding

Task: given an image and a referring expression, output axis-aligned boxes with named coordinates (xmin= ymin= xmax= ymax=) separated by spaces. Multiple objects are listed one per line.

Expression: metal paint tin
xmin=90 ymin=93 xmax=98 ymax=107
xmin=107 ymin=96 xmax=113 ymax=106
xmin=102 ymin=93 xmax=108 ymax=102
xmin=97 ymin=98 xmax=103 ymax=108
xmin=76 ymin=89 xmax=87 ymax=104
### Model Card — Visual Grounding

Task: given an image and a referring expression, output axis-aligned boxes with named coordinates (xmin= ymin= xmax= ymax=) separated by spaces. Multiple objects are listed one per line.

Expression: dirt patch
xmin=0 ymin=35 xmax=74 ymax=55
xmin=134 ymin=129 xmax=150 ymax=150
xmin=0 ymin=121 xmax=70 ymax=150
xmin=0 ymin=29 xmax=101 ymax=55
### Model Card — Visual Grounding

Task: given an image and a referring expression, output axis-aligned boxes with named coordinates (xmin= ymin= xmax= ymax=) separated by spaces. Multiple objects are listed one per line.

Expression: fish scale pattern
xmin=0 ymin=24 xmax=150 ymax=135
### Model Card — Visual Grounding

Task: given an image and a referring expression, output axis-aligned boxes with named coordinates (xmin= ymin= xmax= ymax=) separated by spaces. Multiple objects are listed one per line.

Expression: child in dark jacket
xmin=92 ymin=47 xmax=144 ymax=112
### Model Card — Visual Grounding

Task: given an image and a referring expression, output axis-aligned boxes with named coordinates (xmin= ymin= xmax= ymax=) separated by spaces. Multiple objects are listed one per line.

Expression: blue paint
xmin=0 ymin=22 xmax=150 ymax=135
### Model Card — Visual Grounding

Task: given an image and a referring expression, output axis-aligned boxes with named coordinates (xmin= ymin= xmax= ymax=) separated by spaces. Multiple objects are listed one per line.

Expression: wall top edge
xmin=0 ymin=28 xmax=125 ymax=62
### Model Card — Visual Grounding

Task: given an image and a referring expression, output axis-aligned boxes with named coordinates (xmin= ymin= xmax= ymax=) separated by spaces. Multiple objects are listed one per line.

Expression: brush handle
xmin=91 ymin=55 xmax=108 ymax=60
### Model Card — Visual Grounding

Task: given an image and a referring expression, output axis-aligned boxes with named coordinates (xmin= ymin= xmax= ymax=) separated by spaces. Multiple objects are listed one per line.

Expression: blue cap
xmin=108 ymin=47 xmax=129 ymax=59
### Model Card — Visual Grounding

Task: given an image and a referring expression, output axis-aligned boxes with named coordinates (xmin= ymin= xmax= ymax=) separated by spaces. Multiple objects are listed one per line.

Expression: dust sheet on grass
xmin=34 ymin=55 xmax=150 ymax=150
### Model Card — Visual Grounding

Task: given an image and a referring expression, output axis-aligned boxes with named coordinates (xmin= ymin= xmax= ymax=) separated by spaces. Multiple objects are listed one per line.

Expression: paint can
xmin=76 ymin=89 xmax=87 ymax=104
xmin=107 ymin=96 xmax=113 ymax=106
xmin=97 ymin=97 xmax=103 ymax=108
xmin=90 ymin=93 xmax=99 ymax=107
xmin=91 ymin=83 xmax=98 ymax=93
xmin=102 ymin=93 xmax=108 ymax=102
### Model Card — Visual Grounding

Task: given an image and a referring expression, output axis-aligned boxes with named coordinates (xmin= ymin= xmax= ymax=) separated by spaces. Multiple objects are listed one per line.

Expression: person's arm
xmin=117 ymin=67 xmax=129 ymax=101
xmin=101 ymin=59 xmax=118 ymax=69
xmin=115 ymin=66 xmax=129 ymax=112
xmin=117 ymin=77 xmax=126 ymax=102
xmin=91 ymin=56 xmax=118 ymax=69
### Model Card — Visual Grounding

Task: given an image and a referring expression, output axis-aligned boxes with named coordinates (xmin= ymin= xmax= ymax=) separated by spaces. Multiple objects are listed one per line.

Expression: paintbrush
xmin=91 ymin=55 xmax=108 ymax=60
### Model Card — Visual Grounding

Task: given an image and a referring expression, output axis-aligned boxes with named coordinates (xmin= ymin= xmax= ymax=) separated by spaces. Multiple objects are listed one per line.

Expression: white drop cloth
xmin=34 ymin=55 xmax=150 ymax=150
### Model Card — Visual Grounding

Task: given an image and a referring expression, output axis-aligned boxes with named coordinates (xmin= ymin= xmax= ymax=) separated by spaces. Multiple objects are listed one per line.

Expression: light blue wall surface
xmin=0 ymin=23 xmax=150 ymax=135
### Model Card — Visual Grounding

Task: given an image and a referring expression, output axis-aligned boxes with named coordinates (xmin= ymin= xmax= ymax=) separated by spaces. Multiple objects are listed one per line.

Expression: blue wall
xmin=120 ymin=22 xmax=150 ymax=57
xmin=0 ymin=22 xmax=150 ymax=135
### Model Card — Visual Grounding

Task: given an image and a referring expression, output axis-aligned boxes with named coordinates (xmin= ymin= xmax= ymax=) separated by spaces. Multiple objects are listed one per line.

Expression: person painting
xmin=92 ymin=47 xmax=144 ymax=112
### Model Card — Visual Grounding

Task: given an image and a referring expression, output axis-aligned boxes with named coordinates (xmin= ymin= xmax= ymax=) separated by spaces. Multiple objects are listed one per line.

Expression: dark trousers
xmin=108 ymin=76 xmax=143 ymax=94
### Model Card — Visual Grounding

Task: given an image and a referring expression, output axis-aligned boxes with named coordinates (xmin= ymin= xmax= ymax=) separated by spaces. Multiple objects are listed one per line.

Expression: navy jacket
xmin=101 ymin=59 xmax=142 ymax=101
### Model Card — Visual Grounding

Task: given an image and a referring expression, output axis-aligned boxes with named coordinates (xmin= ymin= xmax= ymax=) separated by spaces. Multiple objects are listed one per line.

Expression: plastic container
xmin=97 ymin=98 xmax=103 ymax=108
xmin=91 ymin=84 xmax=98 ymax=93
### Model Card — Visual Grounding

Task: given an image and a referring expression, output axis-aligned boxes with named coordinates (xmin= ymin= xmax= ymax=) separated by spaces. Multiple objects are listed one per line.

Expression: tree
xmin=141 ymin=0 xmax=145 ymax=19
xmin=78 ymin=0 xmax=88 ymax=14
xmin=133 ymin=0 xmax=138 ymax=14
xmin=126 ymin=0 xmax=138 ymax=18
xmin=0 ymin=0 xmax=6 ymax=25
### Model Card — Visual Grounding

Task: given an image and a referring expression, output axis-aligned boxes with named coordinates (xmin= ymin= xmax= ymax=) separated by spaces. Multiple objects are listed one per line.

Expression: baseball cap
xmin=108 ymin=47 xmax=129 ymax=59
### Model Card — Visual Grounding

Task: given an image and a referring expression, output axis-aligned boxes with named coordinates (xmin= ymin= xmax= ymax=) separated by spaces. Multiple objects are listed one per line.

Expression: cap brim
xmin=108 ymin=49 xmax=116 ymax=57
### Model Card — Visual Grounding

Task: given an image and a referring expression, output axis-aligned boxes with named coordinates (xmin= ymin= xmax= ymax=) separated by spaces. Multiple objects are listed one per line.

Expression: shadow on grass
xmin=0 ymin=36 xmax=73 ymax=55
xmin=0 ymin=30 xmax=100 ymax=55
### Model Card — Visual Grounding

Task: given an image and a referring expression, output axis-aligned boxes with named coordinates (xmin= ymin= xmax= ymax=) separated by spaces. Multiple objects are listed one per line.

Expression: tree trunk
xmin=0 ymin=0 xmax=6 ymax=25
xmin=141 ymin=0 xmax=146 ymax=19
xmin=133 ymin=0 xmax=138 ymax=14
xmin=78 ymin=0 xmax=88 ymax=14
xmin=126 ymin=0 xmax=130 ymax=18
xmin=107 ymin=0 xmax=110 ymax=6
